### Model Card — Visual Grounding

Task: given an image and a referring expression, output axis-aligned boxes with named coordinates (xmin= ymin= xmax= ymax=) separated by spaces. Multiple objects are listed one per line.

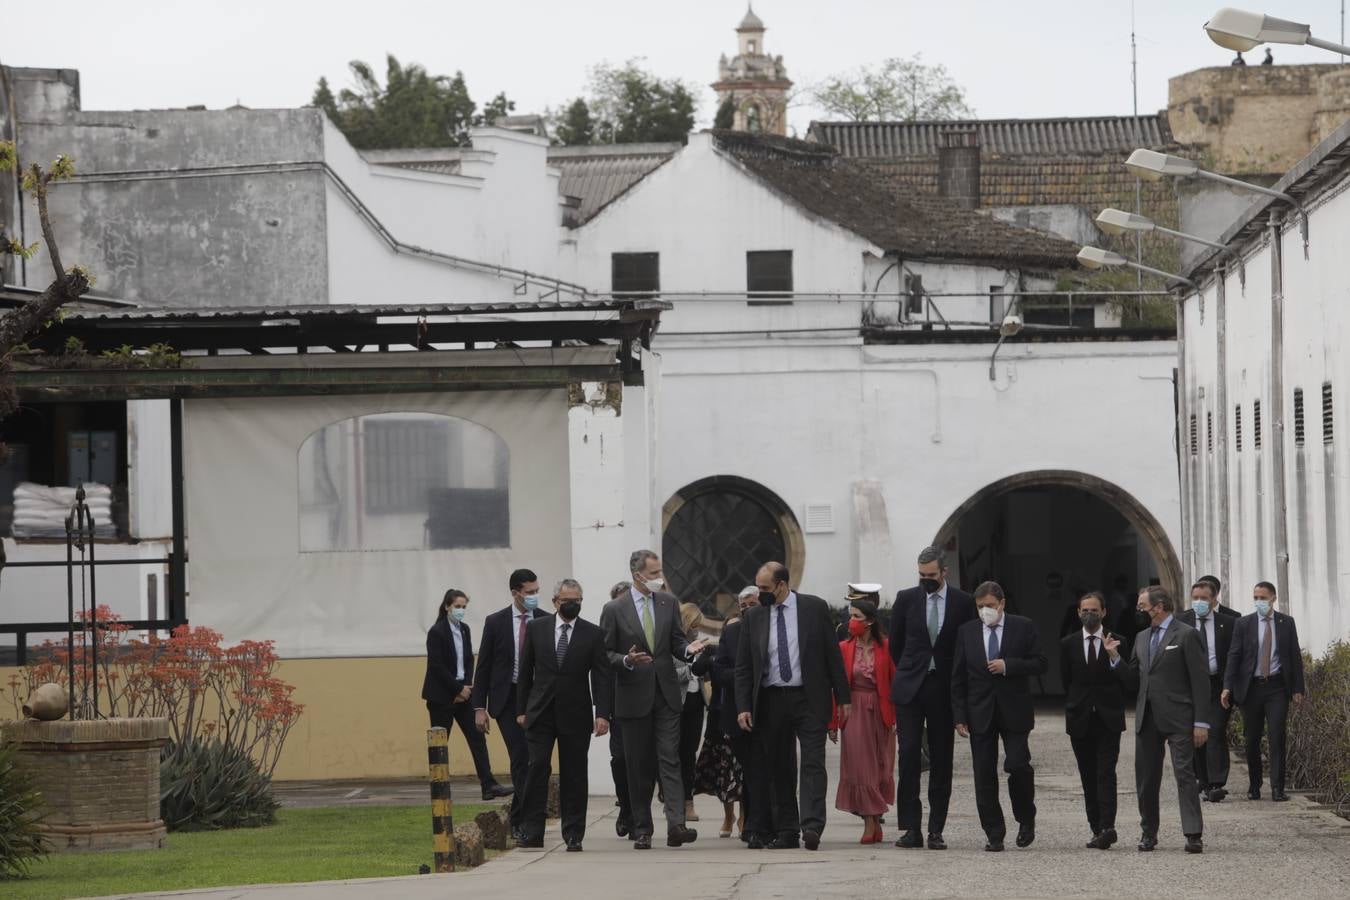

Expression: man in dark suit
xmin=605 ymin=581 xmax=636 ymax=839
xmin=735 ymin=561 xmax=850 ymax=851
xmin=1221 ymin=581 xmax=1306 ymax=802
xmin=515 ymin=579 xmax=612 ymax=851
xmin=1060 ymin=590 xmax=1126 ymax=850
xmin=422 ymin=589 xmax=513 ymax=802
xmin=599 ymin=550 xmax=705 ymax=850
xmin=952 ymin=581 xmax=1047 ymax=852
xmin=1104 ymin=585 xmax=1209 ymax=854
xmin=471 ymin=568 xmax=548 ymax=839
xmin=1179 ymin=580 xmax=1236 ymax=802
xmin=889 ymin=545 xmax=977 ymax=850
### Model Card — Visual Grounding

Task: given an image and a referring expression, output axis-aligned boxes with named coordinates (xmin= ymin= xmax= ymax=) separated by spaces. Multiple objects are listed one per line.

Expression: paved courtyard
xmin=117 ymin=712 xmax=1350 ymax=899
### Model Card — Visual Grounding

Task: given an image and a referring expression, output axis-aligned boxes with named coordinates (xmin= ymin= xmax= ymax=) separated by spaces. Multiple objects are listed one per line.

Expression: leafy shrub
xmin=0 ymin=739 xmax=47 ymax=880
xmin=160 ymin=738 xmax=279 ymax=832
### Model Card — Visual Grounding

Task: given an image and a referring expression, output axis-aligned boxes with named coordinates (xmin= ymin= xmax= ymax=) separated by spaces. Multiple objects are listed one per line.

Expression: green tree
xmin=713 ymin=98 xmax=735 ymax=130
xmin=553 ymin=98 xmax=595 ymax=146
xmin=312 ymin=54 xmax=512 ymax=148
xmin=814 ymin=54 xmax=973 ymax=121
xmin=475 ymin=91 xmax=516 ymax=127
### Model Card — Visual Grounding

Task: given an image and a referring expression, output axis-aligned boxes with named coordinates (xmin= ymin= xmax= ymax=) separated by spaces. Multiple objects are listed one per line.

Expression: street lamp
xmin=1124 ymin=149 xmax=1309 ymax=254
xmin=1095 ymin=207 xmax=1245 ymax=286
xmin=1204 ymin=7 xmax=1350 ymax=55
xmin=1077 ymin=246 xmax=1196 ymax=287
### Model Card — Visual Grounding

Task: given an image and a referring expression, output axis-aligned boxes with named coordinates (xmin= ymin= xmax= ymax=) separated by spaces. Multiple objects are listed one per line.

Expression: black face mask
xmin=1080 ymin=611 xmax=1102 ymax=630
xmin=1134 ymin=608 xmax=1153 ymax=630
xmin=758 ymin=591 xmax=777 ymax=607
xmin=919 ymin=577 xmax=942 ymax=594
xmin=559 ymin=601 xmax=581 ymax=621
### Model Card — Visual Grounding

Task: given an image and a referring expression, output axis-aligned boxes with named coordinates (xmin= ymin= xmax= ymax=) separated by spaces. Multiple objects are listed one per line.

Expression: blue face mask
xmin=450 ymin=607 xmax=467 ymax=622
xmin=1191 ymin=600 xmax=1211 ymax=618
xmin=1254 ymin=599 xmax=1272 ymax=617
xmin=521 ymin=593 xmax=539 ymax=611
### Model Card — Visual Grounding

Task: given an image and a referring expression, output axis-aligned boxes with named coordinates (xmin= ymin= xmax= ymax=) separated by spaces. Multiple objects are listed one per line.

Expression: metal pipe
xmin=1268 ymin=212 xmax=1292 ymax=604
xmin=168 ymin=398 xmax=188 ymax=627
xmin=1197 ymin=169 xmax=1310 ymax=256
xmin=65 ymin=511 xmax=75 ymax=719
xmin=1215 ymin=265 xmax=1232 ymax=610
xmin=1175 ymin=292 xmax=1192 ymax=592
xmin=86 ymin=494 xmax=99 ymax=717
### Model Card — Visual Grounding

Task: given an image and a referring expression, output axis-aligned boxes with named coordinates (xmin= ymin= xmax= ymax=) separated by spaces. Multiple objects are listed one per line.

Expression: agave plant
xmin=160 ymin=739 xmax=279 ymax=832
xmin=0 ymin=739 xmax=47 ymax=880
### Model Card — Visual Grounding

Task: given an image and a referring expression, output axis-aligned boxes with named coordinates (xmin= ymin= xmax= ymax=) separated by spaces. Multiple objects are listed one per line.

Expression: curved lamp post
xmin=1204 ymin=7 xmax=1350 ymax=55
xmin=1076 ymin=246 xmax=1197 ymax=288
xmin=1095 ymin=207 xmax=1246 ymax=287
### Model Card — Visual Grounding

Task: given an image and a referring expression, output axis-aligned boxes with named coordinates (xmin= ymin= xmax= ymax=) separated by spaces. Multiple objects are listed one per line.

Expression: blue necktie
xmin=776 ymin=605 xmax=792 ymax=683
xmin=987 ymin=625 xmax=1000 ymax=662
xmin=1150 ymin=626 xmax=1163 ymax=658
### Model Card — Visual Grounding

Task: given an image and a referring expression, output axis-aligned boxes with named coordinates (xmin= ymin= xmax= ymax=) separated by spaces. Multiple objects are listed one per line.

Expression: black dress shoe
xmin=747 ymin=832 xmax=766 ymax=850
xmin=1272 ymin=790 xmax=1289 ymax=801
xmin=895 ymin=828 xmax=923 ymax=849
xmin=616 ymin=815 xmax=632 ymax=838
xmin=517 ymin=837 xmax=544 ymax=849
xmin=565 ymin=839 xmax=583 ymax=852
xmin=634 ymin=834 xmax=652 ymax=850
xmin=803 ymin=830 xmax=820 ymax=851
xmin=1097 ymin=828 xmax=1117 ymax=850
xmin=482 ymin=784 xmax=515 ymax=801
xmin=667 ymin=824 xmax=699 ymax=847
xmin=1248 ymin=788 xmax=1262 ymax=800
xmin=511 ymin=827 xmax=527 ymax=844
xmin=1137 ymin=834 xmax=1157 ymax=852
xmin=1209 ymin=787 xmax=1228 ymax=802
xmin=1184 ymin=834 xmax=1204 ymax=854
xmin=985 ymin=838 xmax=1005 ymax=852
xmin=927 ymin=833 xmax=946 ymax=850
xmin=771 ymin=834 xmax=800 ymax=849
xmin=1015 ymin=823 xmax=1035 ymax=848
xmin=1086 ymin=832 xmax=1102 ymax=849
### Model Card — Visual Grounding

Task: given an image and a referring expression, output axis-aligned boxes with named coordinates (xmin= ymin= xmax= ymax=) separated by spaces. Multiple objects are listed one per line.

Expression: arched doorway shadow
xmin=932 ymin=470 xmax=1181 ymax=597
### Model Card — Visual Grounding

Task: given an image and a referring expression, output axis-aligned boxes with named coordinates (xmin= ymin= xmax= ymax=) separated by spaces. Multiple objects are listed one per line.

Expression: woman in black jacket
xmin=422 ymin=589 xmax=514 ymax=801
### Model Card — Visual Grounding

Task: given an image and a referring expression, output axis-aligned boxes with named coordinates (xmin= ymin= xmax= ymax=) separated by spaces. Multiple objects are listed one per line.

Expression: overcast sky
xmin=3 ymin=1 xmax=1346 ymax=133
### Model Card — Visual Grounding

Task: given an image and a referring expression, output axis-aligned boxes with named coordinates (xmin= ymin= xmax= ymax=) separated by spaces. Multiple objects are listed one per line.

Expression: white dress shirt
xmin=984 ymin=618 xmax=1004 ymax=665
xmin=764 ymin=592 xmax=802 ymax=687
xmin=1195 ymin=613 xmax=1219 ymax=675
xmin=927 ymin=582 xmax=949 ymax=633
xmin=449 ymin=619 xmax=467 ymax=681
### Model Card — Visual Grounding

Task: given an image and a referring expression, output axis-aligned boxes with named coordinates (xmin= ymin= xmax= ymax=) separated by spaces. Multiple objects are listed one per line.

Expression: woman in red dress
xmin=830 ymin=588 xmax=896 ymax=844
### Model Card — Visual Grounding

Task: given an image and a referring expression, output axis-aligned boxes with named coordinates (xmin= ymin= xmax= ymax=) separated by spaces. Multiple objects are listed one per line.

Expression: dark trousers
xmin=1195 ymin=673 xmax=1232 ymax=789
xmin=748 ymin=686 xmax=828 ymax=838
xmin=427 ymin=701 xmax=499 ymax=791
xmin=610 ymin=719 xmax=632 ymax=823
xmin=1135 ymin=706 xmax=1203 ymax=838
xmin=969 ymin=728 xmax=1035 ymax=841
xmin=618 ymin=692 xmax=684 ymax=837
xmin=496 ymin=684 xmax=536 ymax=829
xmin=520 ymin=706 xmax=589 ymax=843
xmin=1242 ymin=676 xmax=1291 ymax=793
xmin=679 ymin=691 xmax=706 ymax=802
xmin=895 ymin=672 xmax=956 ymax=833
xmin=1069 ymin=718 xmax=1121 ymax=833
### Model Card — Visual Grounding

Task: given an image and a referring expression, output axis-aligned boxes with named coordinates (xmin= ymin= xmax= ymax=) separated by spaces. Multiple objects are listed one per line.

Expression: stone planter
xmin=1 ymin=717 xmax=170 ymax=852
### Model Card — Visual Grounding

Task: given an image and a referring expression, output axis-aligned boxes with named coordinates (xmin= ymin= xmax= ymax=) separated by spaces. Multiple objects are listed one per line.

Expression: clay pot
xmin=22 ymin=682 xmax=69 ymax=720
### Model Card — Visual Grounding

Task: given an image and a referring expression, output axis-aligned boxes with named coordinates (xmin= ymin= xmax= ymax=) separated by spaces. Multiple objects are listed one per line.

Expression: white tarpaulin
xmin=183 ymin=389 xmax=572 ymax=658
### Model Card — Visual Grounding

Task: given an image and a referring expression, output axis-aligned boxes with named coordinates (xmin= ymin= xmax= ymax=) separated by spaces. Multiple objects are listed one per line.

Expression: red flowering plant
xmin=6 ymin=606 xmax=302 ymax=777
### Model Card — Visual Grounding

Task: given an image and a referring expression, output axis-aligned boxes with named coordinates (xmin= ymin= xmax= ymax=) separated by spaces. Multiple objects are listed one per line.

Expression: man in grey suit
xmin=1104 ymin=585 xmax=1209 ymax=854
xmin=599 ymin=550 xmax=705 ymax=850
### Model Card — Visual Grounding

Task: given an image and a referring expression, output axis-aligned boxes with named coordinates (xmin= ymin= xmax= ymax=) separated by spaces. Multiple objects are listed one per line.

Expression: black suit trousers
xmin=618 ymin=691 xmax=684 ymax=836
xmin=1242 ymin=677 xmax=1290 ymax=792
xmin=679 ymin=691 xmax=706 ymax=802
xmin=427 ymin=701 xmax=497 ymax=791
xmin=520 ymin=705 xmax=589 ymax=843
xmin=1195 ymin=673 xmax=1232 ymax=789
xmin=1069 ymin=718 xmax=1120 ymax=833
xmin=749 ymin=686 xmax=829 ymax=838
xmin=968 ymin=728 xmax=1035 ymax=841
xmin=895 ymin=671 xmax=956 ymax=832
xmin=495 ymin=684 xmax=537 ymax=829
xmin=609 ymin=719 xmax=631 ymax=821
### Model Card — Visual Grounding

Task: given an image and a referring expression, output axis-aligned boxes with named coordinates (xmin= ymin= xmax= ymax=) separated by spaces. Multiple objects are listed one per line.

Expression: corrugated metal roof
xmin=60 ymin=299 xmax=666 ymax=323
xmin=807 ymin=115 xmax=1174 ymax=158
xmin=548 ymin=145 xmax=679 ymax=224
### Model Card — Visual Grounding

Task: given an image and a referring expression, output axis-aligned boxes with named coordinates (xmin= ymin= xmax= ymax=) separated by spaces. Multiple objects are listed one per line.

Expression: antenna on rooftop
xmin=1131 ymin=0 xmax=1142 ymax=289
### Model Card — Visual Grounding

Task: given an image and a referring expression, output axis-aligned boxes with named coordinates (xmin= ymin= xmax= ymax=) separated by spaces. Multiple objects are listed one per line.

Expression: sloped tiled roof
xmin=710 ymin=131 xmax=1080 ymax=269
xmin=548 ymin=143 xmax=680 ymax=224
xmin=807 ymin=115 xmax=1174 ymax=158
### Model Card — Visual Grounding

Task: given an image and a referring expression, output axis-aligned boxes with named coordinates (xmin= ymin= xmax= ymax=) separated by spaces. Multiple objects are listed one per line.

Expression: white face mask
xmin=643 ymin=578 xmax=664 ymax=593
xmin=978 ymin=606 xmax=1001 ymax=627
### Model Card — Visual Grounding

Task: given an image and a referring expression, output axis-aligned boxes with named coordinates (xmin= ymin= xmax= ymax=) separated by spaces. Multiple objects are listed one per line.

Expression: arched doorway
xmin=661 ymin=476 xmax=804 ymax=619
xmin=933 ymin=470 xmax=1180 ymax=694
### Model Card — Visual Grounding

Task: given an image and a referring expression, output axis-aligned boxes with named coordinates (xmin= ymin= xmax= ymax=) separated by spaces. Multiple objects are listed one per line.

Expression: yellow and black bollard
xmin=427 ymin=727 xmax=455 ymax=873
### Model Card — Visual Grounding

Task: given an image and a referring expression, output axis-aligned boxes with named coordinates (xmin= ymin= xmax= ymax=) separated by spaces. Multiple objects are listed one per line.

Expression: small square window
xmin=612 ymin=252 xmax=660 ymax=299
xmin=747 ymin=250 xmax=793 ymax=305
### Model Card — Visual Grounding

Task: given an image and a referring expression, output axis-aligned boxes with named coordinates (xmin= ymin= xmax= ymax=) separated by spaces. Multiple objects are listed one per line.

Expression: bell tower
xmin=712 ymin=5 xmax=792 ymax=135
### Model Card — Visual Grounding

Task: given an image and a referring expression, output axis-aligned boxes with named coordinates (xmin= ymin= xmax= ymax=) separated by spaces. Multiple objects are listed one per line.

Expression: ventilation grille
xmin=1206 ymin=411 xmax=1214 ymax=453
xmin=1294 ymin=388 xmax=1305 ymax=447
xmin=1235 ymin=404 xmax=1243 ymax=453
xmin=1189 ymin=414 xmax=1198 ymax=456
xmin=803 ymin=504 xmax=835 ymax=534
xmin=1254 ymin=400 xmax=1263 ymax=449
xmin=1325 ymin=382 xmax=1335 ymax=445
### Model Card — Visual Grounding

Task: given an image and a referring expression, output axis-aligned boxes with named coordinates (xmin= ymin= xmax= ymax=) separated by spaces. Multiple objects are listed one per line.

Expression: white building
xmin=1180 ymin=119 xmax=1350 ymax=655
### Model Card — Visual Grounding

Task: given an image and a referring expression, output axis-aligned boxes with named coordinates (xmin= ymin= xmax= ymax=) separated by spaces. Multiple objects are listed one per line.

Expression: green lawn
xmin=6 ymin=803 xmax=497 ymax=900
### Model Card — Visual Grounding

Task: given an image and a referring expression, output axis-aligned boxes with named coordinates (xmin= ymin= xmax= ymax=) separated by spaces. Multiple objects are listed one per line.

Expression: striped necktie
xmin=557 ymin=623 xmax=570 ymax=668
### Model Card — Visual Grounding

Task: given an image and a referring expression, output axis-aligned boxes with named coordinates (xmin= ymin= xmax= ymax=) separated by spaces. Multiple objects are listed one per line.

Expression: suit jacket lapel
xmin=1149 ymin=619 xmax=1177 ymax=670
